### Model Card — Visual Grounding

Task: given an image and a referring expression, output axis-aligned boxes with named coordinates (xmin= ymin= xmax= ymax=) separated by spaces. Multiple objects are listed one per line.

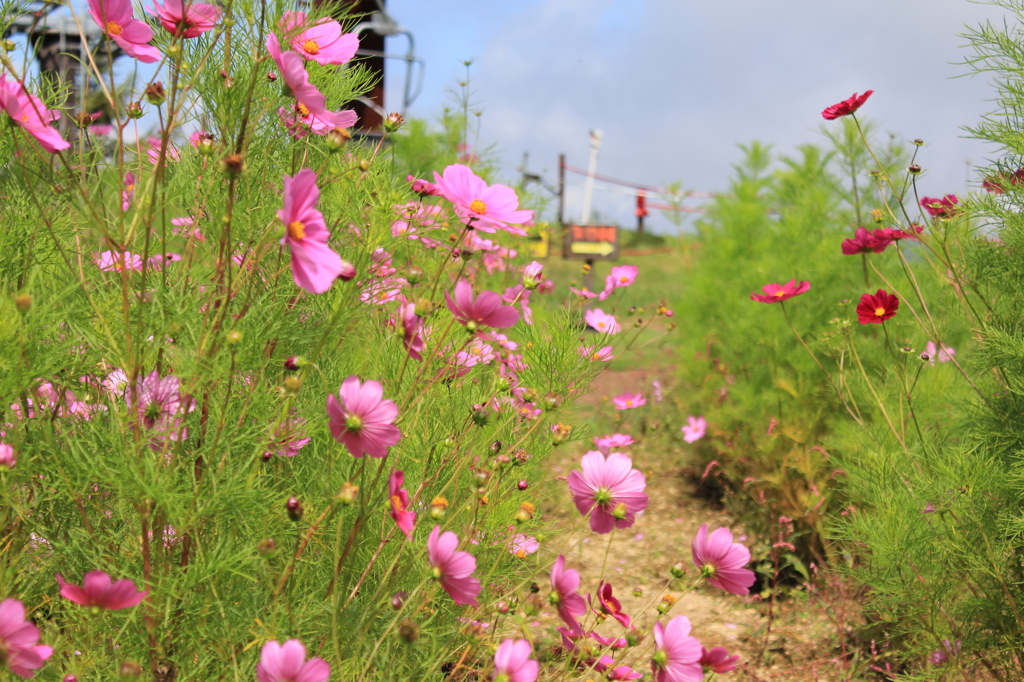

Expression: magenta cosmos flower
xmin=681 ymin=416 xmax=706 ymax=443
xmin=590 ymin=581 xmax=630 ymax=628
xmin=841 ymin=227 xmax=890 ymax=255
xmin=549 ymin=554 xmax=587 ymax=635
xmin=256 ymin=639 xmax=330 ymax=682
xmin=921 ymin=194 xmax=959 ymax=219
xmin=433 ymin=164 xmax=533 ymax=235
xmin=0 ymin=75 xmax=69 ymax=153
xmin=821 ymin=90 xmax=873 ymax=120
xmin=0 ymin=599 xmax=53 ymax=679
xmin=493 ymin=639 xmax=538 ymax=682
xmin=279 ymin=168 xmax=345 ymax=294
xmin=568 ymin=451 xmax=648 ymax=534
xmin=151 ymin=0 xmax=221 ymax=37
xmin=88 ymin=0 xmax=161 ymax=62
xmin=427 ymin=525 xmax=481 ymax=606
xmin=327 ymin=376 xmax=401 ymax=459
xmin=56 ymin=571 xmax=148 ymax=610
xmin=388 ymin=470 xmax=415 ymax=540
xmin=280 ymin=11 xmax=359 ymax=65
xmin=700 ymin=647 xmax=739 ymax=674
xmin=651 ymin=616 xmax=703 ymax=682
xmin=613 ymin=393 xmax=645 ymax=410
xmin=691 ymin=524 xmax=755 ymax=595
xmin=445 ymin=280 xmax=519 ymax=330
xmin=584 ymin=308 xmax=620 ymax=334
xmin=751 ymin=280 xmax=810 ymax=303
xmin=856 ymin=289 xmax=899 ymax=325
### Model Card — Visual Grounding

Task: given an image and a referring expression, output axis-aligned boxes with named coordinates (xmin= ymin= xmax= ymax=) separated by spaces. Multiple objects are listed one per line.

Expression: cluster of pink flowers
xmin=841 ymin=225 xmax=924 ymax=255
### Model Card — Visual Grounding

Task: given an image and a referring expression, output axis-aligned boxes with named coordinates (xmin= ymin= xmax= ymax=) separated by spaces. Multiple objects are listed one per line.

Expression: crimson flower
xmin=427 ymin=525 xmax=481 ymax=606
xmin=327 ymin=376 xmax=401 ymax=458
xmin=388 ymin=470 xmax=415 ymax=540
xmin=549 ymin=554 xmax=586 ymax=636
xmin=856 ymin=289 xmax=899 ymax=325
xmin=841 ymin=227 xmax=890 ymax=255
xmin=0 ymin=598 xmax=53 ymax=678
xmin=651 ymin=616 xmax=703 ymax=682
xmin=821 ymin=90 xmax=873 ymax=120
xmin=750 ymin=280 xmax=810 ymax=303
xmin=920 ymin=194 xmax=959 ymax=218
xmin=568 ymin=451 xmax=648 ymax=534
xmin=444 ymin=280 xmax=519 ymax=330
xmin=590 ymin=581 xmax=631 ymax=628
xmin=407 ymin=175 xmax=441 ymax=196
xmin=983 ymin=168 xmax=1024 ymax=194
xmin=56 ymin=571 xmax=147 ymax=610
xmin=691 ymin=524 xmax=755 ymax=595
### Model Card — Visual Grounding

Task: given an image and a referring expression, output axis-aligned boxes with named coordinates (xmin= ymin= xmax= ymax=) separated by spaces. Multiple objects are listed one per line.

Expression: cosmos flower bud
xmin=267 ymin=71 xmax=278 ymax=81
xmin=74 ymin=111 xmax=96 ymax=128
xmin=338 ymin=260 xmax=356 ymax=281
xmin=13 ymin=293 xmax=31 ymax=313
xmin=144 ymin=81 xmax=166 ymax=105
xmin=550 ymin=423 xmax=572 ymax=446
xmin=282 ymin=376 xmax=302 ymax=395
xmin=471 ymin=404 xmax=490 ymax=427
xmin=335 ymin=482 xmax=359 ymax=505
xmin=195 ymin=133 xmax=216 ymax=156
xmin=909 ymin=164 xmax=922 ymax=174
xmin=517 ymin=480 xmax=529 ymax=491
xmin=398 ymin=618 xmax=419 ymax=643
xmin=359 ymin=158 xmax=371 ymax=172
xmin=257 ymin=538 xmax=277 ymax=556
xmin=430 ymin=496 xmax=448 ymax=519
xmin=515 ymin=502 xmax=535 ymax=523
xmin=522 ymin=593 xmax=543 ymax=616
xmin=64 ymin=676 xmax=78 ymax=682
xmin=220 ymin=153 xmax=245 ymax=176
xmin=391 ymin=591 xmax=408 ymax=609
xmin=512 ymin=448 xmax=530 ymax=465
xmin=226 ymin=329 xmax=243 ymax=345
xmin=474 ymin=469 xmax=490 ymax=485
xmin=492 ymin=454 xmax=510 ymax=468
xmin=460 ymin=249 xmax=474 ymax=261
xmin=384 ymin=112 xmax=405 ymax=133
xmin=913 ymin=138 xmax=925 ymax=146
xmin=326 ymin=127 xmax=351 ymax=152
xmin=920 ymin=352 xmax=931 ymax=362
xmin=495 ymin=376 xmax=511 ymax=392
xmin=495 ymin=600 xmax=510 ymax=614
xmin=520 ymin=387 xmax=538 ymax=403
xmin=405 ymin=265 xmax=424 ymax=285
xmin=126 ymin=102 xmax=144 ymax=119
xmin=625 ymin=628 xmax=645 ymax=647
xmin=284 ymin=355 xmax=304 ymax=371
xmin=286 ymin=497 xmax=303 ymax=522
xmin=522 ymin=261 xmax=543 ymax=289
xmin=490 ymin=440 xmax=503 ymax=454
xmin=542 ymin=392 xmax=562 ymax=411
xmin=632 ymin=587 xmax=643 ymax=598
xmin=119 ymin=661 xmax=143 ymax=680
xmin=612 ymin=502 xmax=628 ymax=519
xmin=670 ymin=562 xmax=687 ymax=579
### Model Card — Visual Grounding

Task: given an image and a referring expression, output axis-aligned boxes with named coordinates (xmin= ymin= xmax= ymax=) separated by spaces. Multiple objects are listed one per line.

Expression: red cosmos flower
xmin=841 ymin=227 xmax=890 ymax=255
xmin=920 ymin=194 xmax=959 ymax=218
xmin=983 ymin=168 xmax=1024 ymax=194
xmin=750 ymin=280 xmax=810 ymax=303
xmin=821 ymin=90 xmax=873 ymax=120
xmin=874 ymin=225 xmax=924 ymax=242
xmin=856 ymin=289 xmax=899 ymax=324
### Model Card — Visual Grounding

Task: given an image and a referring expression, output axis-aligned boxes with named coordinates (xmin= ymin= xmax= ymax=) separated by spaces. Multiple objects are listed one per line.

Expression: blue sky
xmin=383 ymin=0 xmax=1017 ymax=232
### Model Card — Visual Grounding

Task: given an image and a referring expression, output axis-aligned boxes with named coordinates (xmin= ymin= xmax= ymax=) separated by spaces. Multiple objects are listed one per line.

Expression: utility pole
xmin=580 ymin=129 xmax=602 ymax=224
xmin=558 ymin=153 xmax=565 ymax=257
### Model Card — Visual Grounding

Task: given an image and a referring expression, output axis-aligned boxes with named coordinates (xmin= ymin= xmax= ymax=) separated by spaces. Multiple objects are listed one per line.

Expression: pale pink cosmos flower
xmin=651 ymin=616 xmax=703 ymax=682
xmin=509 ymin=533 xmax=539 ymax=558
xmin=569 ymin=286 xmax=599 ymax=300
xmin=612 ymin=393 xmax=645 ymax=410
xmin=700 ymin=646 xmax=739 ymax=674
xmin=427 ymin=525 xmax=481 ymax=606
xmin=681 ymin=416 xmax=707 ymax=443
xmin=327 ymin=376 xmax=401 ymax=458
xmin=923 ymin=341 xmax=956 ymax=366
xmin=0 ymin=75 xmax=69 ymax=153
xmin=121 ymin=171 xmax=135 ymax=211
xmin=56 ymin=571 xmax=147 ymax=610
xmin=445 ymin=280 xmax=519 ymax=330
xmin=568 ymin=451 xmax=648 ymax=534
xmin=590 ymin=581 xmax=631 ymax=627
xmin=433 ymin=164 xmax=533 ymax=235
xmin=256 ymin=639 xmax=330 ymax=682
xmin=151 ymin=0 xmax=221 ymax=37
xmin=579 ymin=346 xmax=614 ymax=362
xmin=88 ymin=0 xmax=162 ymax=62
xmin=127 ymin=371 xmax=193 ymax=443
xmin=593 ymin=433 xmax=634 ymax=455
xmin=549 ymin=554 xmax=586 ymax=636
xmin=493 ymin=639 xmax=538 ymax=682
xmin=145 ymin=137 xmax=180 ymax=165
xmin=0 ymin=443 xmax=14 ymax=470
xmin=692 ymin=524 xmax=755 ymax=595
xmin=279 ymin=168 xmax=345 ymax=294
xmin=600 ymin=264 xmax=638 ymax=300
xmin=280 ymin=11 xmax=359 ymax=65
xmin=590 ymin=632 xmax=628 ymax=649
xmin=502 ymin=285 xmax=533 ymax=325
xmin=0 ymin=598 xmax=53 ymax=678
xmin=95 ymin=250 xmax=143 ymax=272
xmin=147 ymin=252 xmax=182 ymax=270
xmin=652 ymin=379 xmax=663 ymax=402
xmin=264 ymin=411 xmax=310 ymax=458
xmin=538 ymin=279 xmax=555 ymax=294
xmin=456 ymin=338 xmax=496 ymax=368
xmin=89 ymin=123 xmax=113 ymax=136
xmin=585 ymin=308 xmax=620 ymax=335
xmin=388 ymin=470 xmax=415 ymax=540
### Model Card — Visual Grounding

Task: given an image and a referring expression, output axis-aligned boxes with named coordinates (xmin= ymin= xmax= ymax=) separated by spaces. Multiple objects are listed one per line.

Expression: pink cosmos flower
xmin=127 ymin=370 xmax=193 ymax=443
xmin=278 ymin=105 xmax=357 ymax=139
xmin=493 ymin=639 xmax=538 ymax=682
xmin=121 ymin=171 xmax=135 ymax=211
xmin=600 ymin=264 xmax=638 ymax=300
xmin=280 ymin=11 xmax=359 ymax=65
xmin=923 ymin=341 xmax=955 ymax=366
xmin=0 ymin=443 xmax=15 ymax=470
xmin=89 ymin=123 xmax=113 ymax=136
xmin=651 ymin=616 xmax=703 ymax=682
xmin=612 ymin=393 xmax=645 ymax=410
xmin=549 ymin=554 xmax=587 ymax=635
xmin=522 ymin=260 xmax=544 ymax=289
xmin=56 ymin=571 xmax=147 ymax=610
xmin=590 ymin=632 xmax=628 ymax=649
xmin=407 ymin=175 xmax=441 ymax=196
xmin=502 ymin=285 xmax=533 ymax=325
xmin=400 ymin=302 xmax=425 ymax=361
xmin=750 ymin=280 xmax=811 ymax=303
xmin=151 ymin=0 xmax=221 ymax=37
xmin=256 ymin=639 xmax=330 ymax=682
xmin=700 ymin=647 xmax=739 ymax=674
xmin=580 ymin=346 xmax=614 ymax=362
xmin=95 ymin=250 xmax=143 ymax=272
xmin=570 ymin=286 xmax=600 ymax=300
xmin=538 ymin=279 xmax=555 ymax=294
xmin=327 ymin=377 xmax=401 ymax=459
xmin=568 ymin=451 xmax=648 ymax=534
xmin=88 ymin=0 xmax=162 ymax=62
xmin=930 ymin=639 xmax=961 ymax=666
xmin=0 ymin=598 xmax=53 ymax=678
xmin=691 ymin=524 xmax=755 ymax=595
xmin=266 ymin=33 xmax=340 ymax=125
xmin=433 ymin=164 xmax=533 ymax=235
xmin=0 ymin=75 xmax=69 ymax=153
xmin=821 ymin=90 xmax=873 ymax=120
xmin=585 ymin=308 xmax=620 ymax=335
xmin=590 ymin=581 xmax=631 ymax=628
xmin=681 ymin=416 xmax=706 ymax=443
xmin=279 ymin=168 xmax=345 ymax=294
xmin=147 ymin=252 xmax=183 ymax=270
xmin=388 ymin=470 xmax=415 ymax=540
xmin=427 ymin=525 xmax=481 ymax=606
xmin=264 ymin=411 xmax=310 ymax=458
xmin=509 ymin=533 xmax=539 ymax=558
xmin=594 ymin=433 xmax=634 ymax=455
xmin=445 ymin=280 xmax=519 ymax=330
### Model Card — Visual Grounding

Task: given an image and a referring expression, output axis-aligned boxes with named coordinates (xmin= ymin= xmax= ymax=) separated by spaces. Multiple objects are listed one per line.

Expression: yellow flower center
xmin=469 ymin=199 xmax=488 ymax=214
xmin=288 ymin=220 xmax=306 ymax=240
xmin=126 ymin=184 xmax=134 ymax=192
xmin=106 ymin=20 xmax=123 ymax=35
xmin=295 ymin=103 xmax=310 ymax=117
xmin=773 ymin=289 xmax=785 ymax=297
xmin=619 ymin=276 xmax=630 ymax=283
xmin=21 ymin=114 xmax=28 ymax=122
xmin=874 ymin=306 xmax=886 ymax=317
xmin=514 ymin=550 xmax=526 ymax=559
xmin=391 ymin=495 xmax=405 ymax=513
xmin=302 ymin=39 xmax=320 ymax=55
xmin=625 ymin=400 xmax=633 ymax=407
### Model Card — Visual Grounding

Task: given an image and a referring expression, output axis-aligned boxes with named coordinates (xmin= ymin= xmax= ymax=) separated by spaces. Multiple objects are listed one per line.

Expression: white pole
xmin=580 ymin=129 xmax=603 ymax=224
